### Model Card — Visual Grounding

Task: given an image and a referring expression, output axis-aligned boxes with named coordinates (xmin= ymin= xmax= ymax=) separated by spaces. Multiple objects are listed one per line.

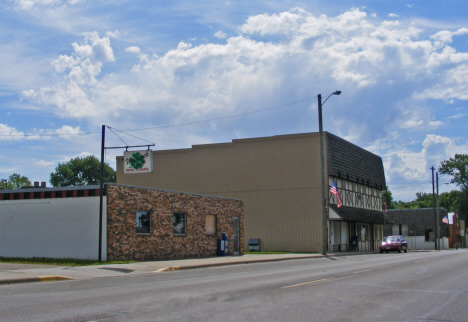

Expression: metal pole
xmin=99 ymin=125 xmax=105 ymax=261
xmin=431 ymin=166 xmax=437 ymax=250
xmin=436 ymin=172 xmax=440 ymax=250
xmin=318 ymin=94 xmax=327 ymax=256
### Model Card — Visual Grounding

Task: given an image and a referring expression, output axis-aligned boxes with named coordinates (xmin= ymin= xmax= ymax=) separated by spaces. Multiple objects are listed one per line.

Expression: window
xmin=360 ymin=224 xmax=370 ymax=241
xmin=425 ymin=229 xmax=434 ymax=241
xmin=173 ymin=212 xmax=186 ymax=234
xmin=136 ymin=210 xmax=151 ymax=234
xmin=206 ymin=214 xmax=216 ymax=236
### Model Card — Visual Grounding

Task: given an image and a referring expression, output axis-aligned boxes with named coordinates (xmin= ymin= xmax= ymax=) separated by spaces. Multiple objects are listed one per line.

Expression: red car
xmin=379 ymin=236 xmax=408 ymax=253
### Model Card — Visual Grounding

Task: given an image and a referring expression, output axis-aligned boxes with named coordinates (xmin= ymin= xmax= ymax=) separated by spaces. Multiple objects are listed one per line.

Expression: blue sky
xmin=1 ymin=0 xmax=467 ymax=201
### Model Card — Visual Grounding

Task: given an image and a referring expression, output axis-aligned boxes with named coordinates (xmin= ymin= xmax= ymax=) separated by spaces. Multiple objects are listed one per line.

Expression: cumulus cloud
xmin=125 ymin=46 xmax=141 ymax=54
xmin=422 ymin=134 xmax=452 ymax=169
xmin=214 ymin=31 xmax=227 ymax=39
xmin=19 ymin=8 xmax=468 ymax=189
xmin=23 ymin=32 xmax=114 ymax=117
xmin=0 ymin=124 xmax=25 ymax=140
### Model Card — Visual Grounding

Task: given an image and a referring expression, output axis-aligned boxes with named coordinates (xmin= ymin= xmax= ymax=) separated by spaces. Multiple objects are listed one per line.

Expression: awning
xmin=329 ymin=205 xmax=393 ymax=224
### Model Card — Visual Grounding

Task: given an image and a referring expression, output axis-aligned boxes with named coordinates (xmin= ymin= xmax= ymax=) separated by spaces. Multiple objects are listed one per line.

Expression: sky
xmin=1 ymin=0 xmax=467 ymax=201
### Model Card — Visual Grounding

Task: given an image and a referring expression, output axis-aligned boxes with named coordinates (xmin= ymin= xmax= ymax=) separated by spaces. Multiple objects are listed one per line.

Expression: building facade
xmin=116 ymin=132 xmax=386 ymax=253
xmin=384 ymin=208 xmax=450 ymax=250
xmin=0 ymin=184 xmax=243 ymax=261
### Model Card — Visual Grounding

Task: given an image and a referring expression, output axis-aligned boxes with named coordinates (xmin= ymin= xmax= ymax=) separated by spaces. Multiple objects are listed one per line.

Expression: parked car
xmin=379 ymin=236 xmax=408 ymax=253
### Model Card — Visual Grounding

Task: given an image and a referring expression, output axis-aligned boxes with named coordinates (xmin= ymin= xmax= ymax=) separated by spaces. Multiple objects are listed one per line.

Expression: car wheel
xmin=380 ymin=249 xmax=383 ymax=254
xmin=386 ymin=250 xmax=389 ymax=253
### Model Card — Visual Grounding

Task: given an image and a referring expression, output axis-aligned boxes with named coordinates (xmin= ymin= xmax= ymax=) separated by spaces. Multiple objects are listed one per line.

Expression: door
xmin=233 ymin=217 xmax=239 ymax=255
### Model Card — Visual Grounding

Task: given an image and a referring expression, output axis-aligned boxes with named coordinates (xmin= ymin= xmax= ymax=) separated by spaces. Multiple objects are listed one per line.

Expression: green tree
xmin=383 ymin=186 xmax=395 ymax=209
xmin=0 ymin=173 xmax=32 ymax=189
xmin=439 ymin=154 xmax=468 ymax=189
xmin=439 ymin=154 xmax=468 ymax=220
xmin=50 ymin=155 xmax=116 ymax=187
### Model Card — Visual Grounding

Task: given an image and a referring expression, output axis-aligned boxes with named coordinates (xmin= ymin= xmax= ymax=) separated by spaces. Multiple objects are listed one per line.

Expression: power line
xmin=0 ymin=97 xmax=316 ymax=138
xmin=119 ymin=97 xmax=317 ymax=132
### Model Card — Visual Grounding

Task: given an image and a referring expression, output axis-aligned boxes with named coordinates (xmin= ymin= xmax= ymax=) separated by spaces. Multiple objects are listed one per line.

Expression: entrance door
xmin=233 ymin=217 xmax=239 ymax=254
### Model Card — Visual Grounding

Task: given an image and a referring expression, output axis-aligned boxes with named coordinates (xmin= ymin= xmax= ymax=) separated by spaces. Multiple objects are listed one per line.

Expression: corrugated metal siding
xmin=117 ymin=133 xmax=324 ymax=252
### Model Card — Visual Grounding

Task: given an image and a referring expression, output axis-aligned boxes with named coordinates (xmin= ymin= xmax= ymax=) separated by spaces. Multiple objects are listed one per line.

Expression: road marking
xmin=281 ymin=278 xmax=334 ymax=289
xmin=415 ymin=260 xmax=428 ymax=263
xmin=353 ymin=269 xmax=373 ymax=274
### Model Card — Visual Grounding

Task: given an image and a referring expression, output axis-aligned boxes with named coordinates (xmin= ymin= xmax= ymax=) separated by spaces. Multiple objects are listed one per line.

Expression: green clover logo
xmin=129 ymin=152 xmax=146 ymax=169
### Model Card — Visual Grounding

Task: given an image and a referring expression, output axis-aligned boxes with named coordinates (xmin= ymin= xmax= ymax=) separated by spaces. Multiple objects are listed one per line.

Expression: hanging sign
xmin=124 ymin=150 xmax=153 ymax=174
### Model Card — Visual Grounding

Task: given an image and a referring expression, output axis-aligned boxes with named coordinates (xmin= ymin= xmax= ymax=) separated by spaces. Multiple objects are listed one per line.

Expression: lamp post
xmin=318 ymin=91 xmax=341 ymax=256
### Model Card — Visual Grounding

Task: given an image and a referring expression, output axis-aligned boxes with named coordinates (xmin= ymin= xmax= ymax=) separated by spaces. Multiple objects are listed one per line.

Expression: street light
xmin=318 ymin=91 xmax=341 ymax=256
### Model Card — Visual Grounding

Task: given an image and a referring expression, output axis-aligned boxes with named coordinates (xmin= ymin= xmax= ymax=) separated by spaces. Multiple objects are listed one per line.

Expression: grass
xmin=0 ymin=257 xmax=136 ymax=266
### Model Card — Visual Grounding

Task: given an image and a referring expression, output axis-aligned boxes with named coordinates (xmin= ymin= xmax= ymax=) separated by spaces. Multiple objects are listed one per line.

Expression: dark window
xmin=136 ymin=210 xmax=151 ymax=234
xmin=425 ymin=229 xmax=433 ymax=242
xmin=399 ymin=224 xmax=402 ymax=235
xmin=173 ymin=212 xmax=186 ymax=234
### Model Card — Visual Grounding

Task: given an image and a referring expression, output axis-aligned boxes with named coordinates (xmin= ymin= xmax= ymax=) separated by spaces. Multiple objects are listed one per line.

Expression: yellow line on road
xmin=281 ymin=278 xmax=334 ymax=289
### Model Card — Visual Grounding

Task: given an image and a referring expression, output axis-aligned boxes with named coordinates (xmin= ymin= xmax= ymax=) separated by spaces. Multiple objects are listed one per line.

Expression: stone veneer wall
xmin=106 ymin=184 xmax=244 ymax=261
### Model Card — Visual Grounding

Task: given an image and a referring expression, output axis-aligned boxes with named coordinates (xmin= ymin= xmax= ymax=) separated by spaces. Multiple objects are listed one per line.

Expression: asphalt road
xmin=1 ymin=251 xmax=467 ymax=321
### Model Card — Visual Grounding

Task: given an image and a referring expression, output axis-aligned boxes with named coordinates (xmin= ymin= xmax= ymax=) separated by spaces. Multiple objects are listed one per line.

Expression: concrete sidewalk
xmin=0 ymin=252 xmax=368 ymax=285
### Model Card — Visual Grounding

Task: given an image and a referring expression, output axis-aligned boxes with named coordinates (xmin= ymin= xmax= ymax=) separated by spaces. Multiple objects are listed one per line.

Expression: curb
xmin=176 ymin=255 xmax=325 ymax=270
xmin=0 ymin=275 xmax=74 ymax=285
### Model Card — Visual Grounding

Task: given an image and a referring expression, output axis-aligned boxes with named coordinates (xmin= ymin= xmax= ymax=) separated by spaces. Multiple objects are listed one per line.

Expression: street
xmin=1 ymin=251 xmax=467 ymax=321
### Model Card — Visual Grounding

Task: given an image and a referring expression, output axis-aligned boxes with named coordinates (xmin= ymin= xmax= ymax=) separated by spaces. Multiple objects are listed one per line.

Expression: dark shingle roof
xmin=330 ymin=205 xmax=391 ymax=224
xmin=327 ymin=132 xmax=386 ymax=189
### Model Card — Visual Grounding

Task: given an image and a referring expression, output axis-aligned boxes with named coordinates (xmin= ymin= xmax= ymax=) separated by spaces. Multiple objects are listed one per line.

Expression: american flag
xmin=330 ymin=180 xmax=342 ymax=208
xmin=442 ymin=215 xmax=449 ymax=224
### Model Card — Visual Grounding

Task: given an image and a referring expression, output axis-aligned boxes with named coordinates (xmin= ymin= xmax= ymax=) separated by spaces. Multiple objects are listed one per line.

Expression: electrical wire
xmin=0 ymin=97 xmax=317 ymax=138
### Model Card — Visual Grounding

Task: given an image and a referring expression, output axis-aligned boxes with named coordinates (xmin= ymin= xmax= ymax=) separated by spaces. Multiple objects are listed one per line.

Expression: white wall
xmin=404 ymin=236 xmax=449 ymax=250
xmin=0 ymin=197 xmax=106 ymax=260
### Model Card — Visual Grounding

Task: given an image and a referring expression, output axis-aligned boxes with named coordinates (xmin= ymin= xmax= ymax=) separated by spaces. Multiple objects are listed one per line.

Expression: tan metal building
xmin=116 ymin=132 xmax=386 ymax=253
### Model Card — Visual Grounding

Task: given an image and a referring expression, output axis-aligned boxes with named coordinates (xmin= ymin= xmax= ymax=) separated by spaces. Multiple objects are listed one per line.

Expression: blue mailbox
xmin=217 ymin=234 xmax=229 ymax=256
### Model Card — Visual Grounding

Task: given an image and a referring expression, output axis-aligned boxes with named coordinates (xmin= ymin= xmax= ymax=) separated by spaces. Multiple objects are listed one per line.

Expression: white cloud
xmin=18 ymin=8 xmax=468 ymax=174
xmin=214 ymin=31 xmax=227 ymax=39
xmin=125 ymin=46 xmax=141 ymax=54
xmin=14 ymin=0 xmax=84 ymax=10
xmin=54 ymin=125 xmax=81 ymax=136
xmin=388 ymin=13 xmax=399 ymax=18
xmin=0 ymin=124 xmax=25 ymax=140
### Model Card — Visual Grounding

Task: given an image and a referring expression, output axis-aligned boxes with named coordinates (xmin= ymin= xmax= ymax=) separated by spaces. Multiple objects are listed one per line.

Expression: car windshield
xmin=385 ymin=237 xmax=399 ymax=242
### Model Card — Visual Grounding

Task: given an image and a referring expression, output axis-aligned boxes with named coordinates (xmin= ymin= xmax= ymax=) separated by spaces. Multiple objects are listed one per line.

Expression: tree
xmin=50 ymin=155 xmax=116 ymax=187
xmin=383 ymin=186 xmax=395 ymax=209
xmin=439 ymin=154 xmax=468 ymax=220
xmin=439 ymin=154 xmax=468 ymax=190
xmin=0 ymin=173 xmax=32 ymax=189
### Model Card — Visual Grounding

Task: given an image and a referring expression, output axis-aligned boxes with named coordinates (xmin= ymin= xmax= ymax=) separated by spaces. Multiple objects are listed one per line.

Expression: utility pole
xmin=99 ymin=125 xmax=106 ymax=261
xmin=436 ymin=172 xmax=440 ymax=250
xmin=318 ymin=94 xmax=327 ymax=256
xmin=431 ymin=166 xmax=437 ymax=250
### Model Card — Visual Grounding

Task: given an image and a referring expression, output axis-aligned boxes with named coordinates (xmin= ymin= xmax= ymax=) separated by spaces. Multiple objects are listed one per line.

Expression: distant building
xmin=384 ymin=208 xmax=450 ymax=250
xmin=116 ymin=132 xmax=387 ymax=253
